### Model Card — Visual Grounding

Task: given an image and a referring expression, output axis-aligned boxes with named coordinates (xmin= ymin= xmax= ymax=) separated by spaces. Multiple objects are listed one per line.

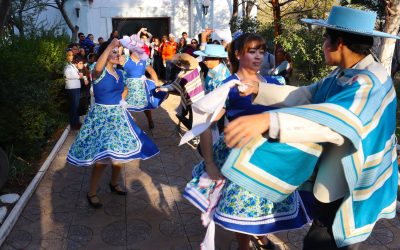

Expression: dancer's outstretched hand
xmin=224 ymin=113 xmax=270 ymax=148
xmin=205 ymin=161 xmax=223 ymax=181
xmin=237 ymin=80 xmax=259 ymax=97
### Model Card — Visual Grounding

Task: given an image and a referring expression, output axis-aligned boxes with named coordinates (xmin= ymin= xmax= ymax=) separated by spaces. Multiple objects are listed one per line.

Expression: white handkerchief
xmin=179 ymin=80 xmax=239 ymax=145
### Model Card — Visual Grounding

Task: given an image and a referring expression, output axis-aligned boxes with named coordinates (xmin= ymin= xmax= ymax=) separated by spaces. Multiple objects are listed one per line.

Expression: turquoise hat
xmin=194 ymin=44 xmax=228 ymax=58
xmin=301 ymin=6 xmax=400 ymax=39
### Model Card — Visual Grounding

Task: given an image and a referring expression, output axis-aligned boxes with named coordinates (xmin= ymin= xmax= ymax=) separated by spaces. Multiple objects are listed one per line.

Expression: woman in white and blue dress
xmin=183 ymin=33 xmax=314 ymax=249
xmin=119 ymin=35 xmax=168 ymax=129
xmin=67 ymin=39 xmax=159 ymax=208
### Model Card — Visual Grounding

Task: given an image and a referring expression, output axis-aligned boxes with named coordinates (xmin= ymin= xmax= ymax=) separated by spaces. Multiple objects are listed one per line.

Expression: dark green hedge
xmin=0 ymin=35 xmax=69 ymax=162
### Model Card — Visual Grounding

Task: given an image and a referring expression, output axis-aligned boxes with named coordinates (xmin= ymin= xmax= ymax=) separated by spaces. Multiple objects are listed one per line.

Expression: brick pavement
xmin=1 ymin=95 xmax=399 ymax=250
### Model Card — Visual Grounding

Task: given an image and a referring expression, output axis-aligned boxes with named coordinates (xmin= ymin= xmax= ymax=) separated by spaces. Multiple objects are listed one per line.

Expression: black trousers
xmin=303 ymin=198 xmax=361 ymax=250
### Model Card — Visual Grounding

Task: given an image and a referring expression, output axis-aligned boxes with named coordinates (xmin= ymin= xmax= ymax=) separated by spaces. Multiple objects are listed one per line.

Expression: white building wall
xmin=38 ymin=0 xmax=252 ymax=41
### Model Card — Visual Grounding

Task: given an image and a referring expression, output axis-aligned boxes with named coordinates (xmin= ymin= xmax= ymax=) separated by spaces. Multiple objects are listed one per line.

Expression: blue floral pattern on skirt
xmin=217 ymin=181 xmax=296 ymax=218
xmin=184 ymin=134 xmax=311 ymax=235
xmin=186 ymin=134 xmax=296 ymax=218
xmin=125 ymin=78 xmax=148 ymax=109
xmin=67 ymin=104 xmax=158 ymax=166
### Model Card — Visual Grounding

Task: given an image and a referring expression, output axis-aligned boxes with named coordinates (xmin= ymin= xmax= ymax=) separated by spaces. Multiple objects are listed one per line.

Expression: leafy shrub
xmin=0 ymin=34 xmax=68 ymax=165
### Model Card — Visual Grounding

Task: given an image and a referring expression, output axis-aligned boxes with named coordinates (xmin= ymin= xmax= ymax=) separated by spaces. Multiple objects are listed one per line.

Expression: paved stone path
xmin=1 ymin=95 xmax=400 ymax=250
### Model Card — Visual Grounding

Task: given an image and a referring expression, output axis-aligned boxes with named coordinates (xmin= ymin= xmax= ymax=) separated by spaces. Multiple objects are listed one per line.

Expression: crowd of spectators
xmin=63 ymin=28 xmax=284 ymax=130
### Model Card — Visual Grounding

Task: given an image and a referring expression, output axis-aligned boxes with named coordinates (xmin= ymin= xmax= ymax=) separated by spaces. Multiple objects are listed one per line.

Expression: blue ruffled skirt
xmin=183 ymin=134 xmax=314 ymax=235
xmin=125 ymin=77 xmax=168 ymax=112
xmin=67 ymin=103 xmax=159 ymax=166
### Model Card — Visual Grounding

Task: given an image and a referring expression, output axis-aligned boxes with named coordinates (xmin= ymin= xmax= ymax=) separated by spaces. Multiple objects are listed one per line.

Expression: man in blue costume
xmin=223 ymin=6 xmax=399 ymax=249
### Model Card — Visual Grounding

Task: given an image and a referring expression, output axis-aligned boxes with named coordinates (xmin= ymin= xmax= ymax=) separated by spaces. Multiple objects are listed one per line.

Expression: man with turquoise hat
xmin=194 ymin=44 xmax=231 ymax=138
xmin=223 ymin=6 xmax=399 ymax=249
xmin=194 ymin=44 xmax=231 ymax=93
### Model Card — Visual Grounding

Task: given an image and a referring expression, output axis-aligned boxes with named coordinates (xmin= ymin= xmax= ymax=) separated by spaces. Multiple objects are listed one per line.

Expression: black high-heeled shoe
xmin=87 ymin=194 xmax=103 ymax=208
xmin=109 ymin=183 xmax=127 ymax=196
xmin=250 ymin=236 xmax=275 ymax=250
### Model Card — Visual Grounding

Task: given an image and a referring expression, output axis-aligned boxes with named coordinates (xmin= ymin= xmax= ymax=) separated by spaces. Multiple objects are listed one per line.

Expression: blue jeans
xmin=67 ymin=88 xmax=80 ymax=127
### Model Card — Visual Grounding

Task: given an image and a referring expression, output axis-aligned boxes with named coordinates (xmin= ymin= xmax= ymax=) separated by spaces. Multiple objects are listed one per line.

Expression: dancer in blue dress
xmin=183 ymin=33 xmax=313 ymax=249
xmin=67 ymin=39 xmax=159 ymax=208
xmin=119 ymin=35 xmax=168 ymax=129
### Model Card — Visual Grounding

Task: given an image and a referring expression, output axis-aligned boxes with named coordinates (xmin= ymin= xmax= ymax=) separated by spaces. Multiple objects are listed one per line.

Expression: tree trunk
xmin=245 ymin=0 xmax=255 ymax=18
xmin=232 ymin=0 xmax=239 ymax=18
xmin=271 ymin=0 xmax=282 ymax=59
xmin=230 ymin=0 xmax=239 ymax=32
xmin=378 ymin=0 xmax=400 ymax=75
xmin=271 ymin=0 xmax=281 ymax=38
xmin=241 ymin=0 xmax=246 ymax=17
xmin=0 ymin=0 xmax=11 ymax=34
xmin=55 ymin=0 xmax=78 ymax=42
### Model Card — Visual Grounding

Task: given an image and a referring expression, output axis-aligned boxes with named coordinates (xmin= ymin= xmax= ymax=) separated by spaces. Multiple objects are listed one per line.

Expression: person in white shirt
xmin=64 ymin=55 xmax=86 ymax=130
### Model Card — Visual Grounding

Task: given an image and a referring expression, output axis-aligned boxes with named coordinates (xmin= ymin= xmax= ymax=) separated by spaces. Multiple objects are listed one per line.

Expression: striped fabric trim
xmin=276 ymin=105 xmax=363 ymax=151
xmin=171 ymin=68 xmax=204 ymax=107
xmin=349 ymin=74 xmax=373 ymax=116
xmin=183 ymin=187 xmax=208 ymax=213
xmin=364 ymin=135 xmax=396 ymax=169
xmin=362 ymin=86 xmax=396 ymax=138
xmin=358 ymin=76 xmax=393 ymax=124
xmin=222 ymin=136 xmax=322 ymax=202
xmin=353 ymin=155 xmax=396 ymax=200
xmin=299 ymin=104 xmax=364 ymax=135
xmin=286 ymin=143 xmax=323 ymax=157
xmin=333 ymin=198 xmax=396 ymax=247
xmin=279 ymin=93 xmax=396 ymax=192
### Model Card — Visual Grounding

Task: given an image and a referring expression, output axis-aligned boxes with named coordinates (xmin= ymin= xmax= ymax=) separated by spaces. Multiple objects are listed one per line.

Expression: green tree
xmin=3 ymin=0 xmax=78 ymax=42
xmin=275 ymin=18 xmax=331 ymax=83
xmin=257 ymin=0 xmax=333 ymax=39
